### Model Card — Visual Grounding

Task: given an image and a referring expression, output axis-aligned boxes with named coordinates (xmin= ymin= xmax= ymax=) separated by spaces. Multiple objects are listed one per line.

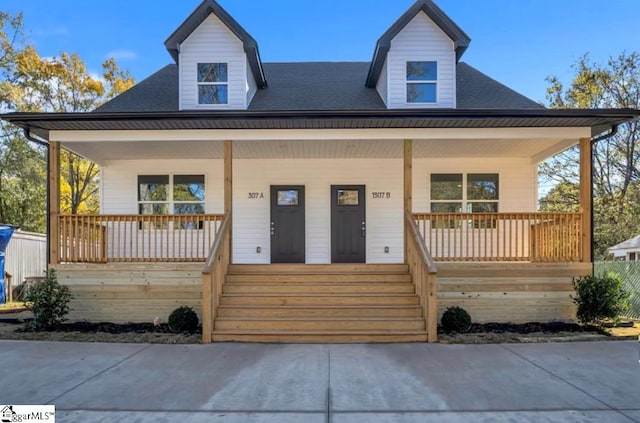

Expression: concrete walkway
xmin=1 ymin=340 xmax=638 ymax=422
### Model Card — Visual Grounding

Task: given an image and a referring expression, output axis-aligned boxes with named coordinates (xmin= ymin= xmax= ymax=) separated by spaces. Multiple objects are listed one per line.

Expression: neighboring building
xmin=4 ymin=230 xmax=47 ymax=293
xmin=608 ymin=235 xmax=640 ymax=261
xmin=2 ymin=0 xmax=639 ymax=342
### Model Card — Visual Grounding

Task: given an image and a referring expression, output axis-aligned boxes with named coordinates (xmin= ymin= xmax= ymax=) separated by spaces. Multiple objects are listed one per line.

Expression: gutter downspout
xmin=589 ymin=125 xmax=619 ymax=272
xmin=22 ymin=128 xmax=51 ymax=269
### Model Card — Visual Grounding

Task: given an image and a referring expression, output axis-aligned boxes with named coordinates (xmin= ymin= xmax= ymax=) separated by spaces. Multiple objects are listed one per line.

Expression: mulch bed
xmin=15 ymin=321 xmax=197 ymax=334
xmin=440 ymin=321 xmax=606 ymax=335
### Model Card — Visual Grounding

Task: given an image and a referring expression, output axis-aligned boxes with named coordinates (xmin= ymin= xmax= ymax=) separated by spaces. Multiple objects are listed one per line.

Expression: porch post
xmin=579 ymin=137 xmax=592 ymax=263
xmin=49 ymin=141 xmax=60 ymax=265
xmin=224 ymin=141 xmax=233 ymax=256
xmin=404 ymin=139 xmax=412 ymax=263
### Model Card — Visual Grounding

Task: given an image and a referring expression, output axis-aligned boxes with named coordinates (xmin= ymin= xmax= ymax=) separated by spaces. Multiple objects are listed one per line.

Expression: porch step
xmin=217 ymin=305 xmax=423 ymax=318
xmin=223 ymin=282 xmax=415 ymax=294
xmin=212 ymin=264 xmax=428 ymax=343
xmin=227 ymin=264 xmax=409 ymax=274
xmin=211 ymin=330 xmax=428 ymax=343
xmin=215 ymin=317 xmax=425 ymax=331
xmin=225 ymin=273 xmax=411 ymax=283
xmin=219 ymin=294 xmax=420 ymax=306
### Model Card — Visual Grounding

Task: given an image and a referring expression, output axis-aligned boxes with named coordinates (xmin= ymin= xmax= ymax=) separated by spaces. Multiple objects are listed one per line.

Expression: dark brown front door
xmin=331 ymin=185 xmax=366 ymax=263
xmin=271 ymin=186 xmax=305 ymax=263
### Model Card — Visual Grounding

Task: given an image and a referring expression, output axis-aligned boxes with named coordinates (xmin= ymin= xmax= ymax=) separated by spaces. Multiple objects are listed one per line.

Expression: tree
xmin=0 ymin=9 xmax=134 ymax=226
xmin=541 ymin=52 xmax=640 ymax=259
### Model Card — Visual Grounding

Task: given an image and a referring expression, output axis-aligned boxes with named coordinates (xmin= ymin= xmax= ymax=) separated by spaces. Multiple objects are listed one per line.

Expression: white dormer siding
xmin=179 ymin=14 xmax=248 ymax=110
xmin=376 ymin=59 xmax=389 ymax=107
xmin=246 ymin=57 xmax=257 ymax=105
xmin=386 ymin=12 xmax=456 ymax=108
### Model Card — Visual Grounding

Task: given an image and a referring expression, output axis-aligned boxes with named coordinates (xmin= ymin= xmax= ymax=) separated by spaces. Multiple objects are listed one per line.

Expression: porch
xmin=44 ymin=133 xmax=595 ymax=343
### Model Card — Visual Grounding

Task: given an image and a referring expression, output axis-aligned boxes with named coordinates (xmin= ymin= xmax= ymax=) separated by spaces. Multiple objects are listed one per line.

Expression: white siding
xmin=101 ymin=159 xmax=224 ymax=214
xmin=233 ymin=159 xmax=404 ymax=264
xmin=179 ymin=14 xmax=247 ymax=110
xmin=376 ymin=58 xmax=388 ymax=106
xmin=413 ymin=157 xmax=538 ymax=213
xmin=246 ymin=57 xmax=258 ymax=105
xmin=387 ymin=12 xmax=456 ymax=109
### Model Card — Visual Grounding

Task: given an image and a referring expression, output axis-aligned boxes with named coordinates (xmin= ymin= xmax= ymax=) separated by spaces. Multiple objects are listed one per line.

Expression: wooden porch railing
xmin=405 ymin=212 xmax=438 ymax=343
xmin=58 ymin=214 xmax=224 ymax=263
xmin=201 ymin=214 xmax=231 ymax=344
xmin=413 ymin=212 xmax=583 ymax=262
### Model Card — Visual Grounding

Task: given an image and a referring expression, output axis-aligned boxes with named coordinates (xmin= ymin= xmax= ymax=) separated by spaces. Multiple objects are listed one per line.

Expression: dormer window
xmin=406 ymin=61 xmax=437 ymax=103
xmin=197 ymin=63 xmax=228 ymax=104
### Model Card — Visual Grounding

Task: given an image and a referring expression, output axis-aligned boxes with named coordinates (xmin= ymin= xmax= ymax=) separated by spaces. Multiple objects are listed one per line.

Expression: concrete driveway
xmin=0 ymin=340 xmax=638 ymax=422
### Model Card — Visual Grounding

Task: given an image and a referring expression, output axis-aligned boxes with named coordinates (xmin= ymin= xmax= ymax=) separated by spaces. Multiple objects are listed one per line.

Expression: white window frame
xmin=430 ymin=173 xmax=500 ymax=218
xmin=137 ymin=174 xmax=206 ymax=218
xmin=197 ymin=63 xmax=228 ymax=105
xmin=406 ymin=61 xmax=438 ymax=104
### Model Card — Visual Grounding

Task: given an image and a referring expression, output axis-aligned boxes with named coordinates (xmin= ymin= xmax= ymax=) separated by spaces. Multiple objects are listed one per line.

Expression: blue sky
xmin=4 ymin=0 xmax=640 ymax=104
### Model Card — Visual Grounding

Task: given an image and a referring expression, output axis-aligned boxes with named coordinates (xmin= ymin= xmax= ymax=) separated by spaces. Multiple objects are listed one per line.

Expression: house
xmin=608 ymin=235 xmax=640 ymax=261
xmin=2 ymin=0 xmax=638 ymax=343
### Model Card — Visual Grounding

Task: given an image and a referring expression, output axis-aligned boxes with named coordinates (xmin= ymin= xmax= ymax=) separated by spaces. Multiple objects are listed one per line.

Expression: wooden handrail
xmin=413 ymin=212 xmax=583 ymax=262
xmin=201 ymin=214 xmax=231 ymax=344
xmin=405 ymin=212 xmax=438 ymax=342
xmin=58 ymin=214 xmax=224 ymax=263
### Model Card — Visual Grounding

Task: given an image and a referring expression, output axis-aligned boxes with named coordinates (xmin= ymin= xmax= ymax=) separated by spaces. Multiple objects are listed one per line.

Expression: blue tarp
xmin=0 ymin=224 xmax=15 ymax=304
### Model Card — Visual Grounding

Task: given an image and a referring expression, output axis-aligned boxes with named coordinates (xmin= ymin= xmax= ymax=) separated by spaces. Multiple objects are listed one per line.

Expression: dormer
xmin=164 ymin=0 xmax=267 ymax=110
xmin=366 ymin=0 xmax=470 ymax=109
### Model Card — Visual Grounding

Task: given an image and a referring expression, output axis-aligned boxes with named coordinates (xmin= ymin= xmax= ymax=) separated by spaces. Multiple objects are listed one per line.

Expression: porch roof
xmin=2 ymin=108 xmax=638 ymax=141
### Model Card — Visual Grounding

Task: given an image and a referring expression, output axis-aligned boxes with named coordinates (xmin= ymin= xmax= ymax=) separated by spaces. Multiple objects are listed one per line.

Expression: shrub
xmin=168 ymin=306 xmax=199 ymax=333
xmin=441 ymin=306 xmax=472 ymax=333
xmin=572 ymin=273 xmax=630 ymax=324
xmin=24 ymin=270 xmax=72 ymax=330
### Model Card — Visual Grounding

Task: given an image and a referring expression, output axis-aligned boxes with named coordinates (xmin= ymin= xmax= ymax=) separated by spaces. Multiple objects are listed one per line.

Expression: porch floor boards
xmin=211 ymin=264 xmax=428 ymax=343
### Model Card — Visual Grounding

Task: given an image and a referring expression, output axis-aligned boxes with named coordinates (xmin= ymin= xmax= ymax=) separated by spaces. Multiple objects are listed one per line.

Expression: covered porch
xmin=42 ymin=126 xmax=595 ymax=342
xmin=5 ymin=107 xmax=633 ymax=342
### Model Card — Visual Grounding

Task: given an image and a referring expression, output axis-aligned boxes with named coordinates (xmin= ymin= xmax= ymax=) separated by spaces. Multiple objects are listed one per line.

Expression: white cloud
xmin=34 ymin=26 xmax=70 ymax=37
xmin=105 ymin=49 xmax=137 ymax=61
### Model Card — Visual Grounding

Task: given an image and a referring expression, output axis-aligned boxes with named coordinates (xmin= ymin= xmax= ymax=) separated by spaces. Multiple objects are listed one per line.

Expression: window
xmin=277 ymin=190 xmax=299 ymax=206
xmin=337 ymin=189 xmax=359 ymax=206
xmin=197 ymin=63 xmax=228 ymax=104
xmin=406 ymin=61 xmax=437 ymax=103
xmin=630 ymin=252 xmax=637 ymax=261
xmin=430 ymin=173 xmax=499 ymax=228
xmin=138 ymin=175 xmax=205 ymax=228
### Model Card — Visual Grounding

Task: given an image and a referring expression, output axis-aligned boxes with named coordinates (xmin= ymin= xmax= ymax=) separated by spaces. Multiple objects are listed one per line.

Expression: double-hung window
xmin=197 ymin=63 xmax=228 ymax=105
xmin=406 ymin=61 xmax=437 ymax=103
xmin=430 ymin=173 xmax=499 ymax=228
xmin=138 ymin=175 xmax=205 ymax=229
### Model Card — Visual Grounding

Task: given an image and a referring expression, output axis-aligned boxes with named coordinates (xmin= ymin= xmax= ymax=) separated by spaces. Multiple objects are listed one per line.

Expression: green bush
xmin=441 ymin=306 xmax=472 ymax=333
xmin=168 ymin=306 xmax=199 ymax=333
xmin=24 ymin=270 xmax=72 ymax=330
xmin=572 ymin=273 xmax=630 ymax=324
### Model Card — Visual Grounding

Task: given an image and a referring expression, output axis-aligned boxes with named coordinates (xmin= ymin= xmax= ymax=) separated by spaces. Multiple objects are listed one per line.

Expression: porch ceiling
xmin=64 ymin=137 xmax=574 ymax=163
xmin=63 ymin=140 xmax=224 ymax=163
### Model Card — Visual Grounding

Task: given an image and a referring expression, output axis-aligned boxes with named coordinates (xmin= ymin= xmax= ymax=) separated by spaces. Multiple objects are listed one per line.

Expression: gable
xmin=366 ymin=0 xmax=470 ymax=88
xmin=164 ymin=0 xmax=266 ymax=88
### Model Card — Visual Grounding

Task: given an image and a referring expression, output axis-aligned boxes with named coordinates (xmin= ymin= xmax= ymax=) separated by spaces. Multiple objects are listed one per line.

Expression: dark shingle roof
xmin=95 ymin=61 xmax=543 ymax=112
xmin=457 ymin=63 xmax=543 ymax=109
xmin=249 ymin=63 xmax=385 ymax=110
xmin=95 ymin=65 xmax=179 ymax=113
